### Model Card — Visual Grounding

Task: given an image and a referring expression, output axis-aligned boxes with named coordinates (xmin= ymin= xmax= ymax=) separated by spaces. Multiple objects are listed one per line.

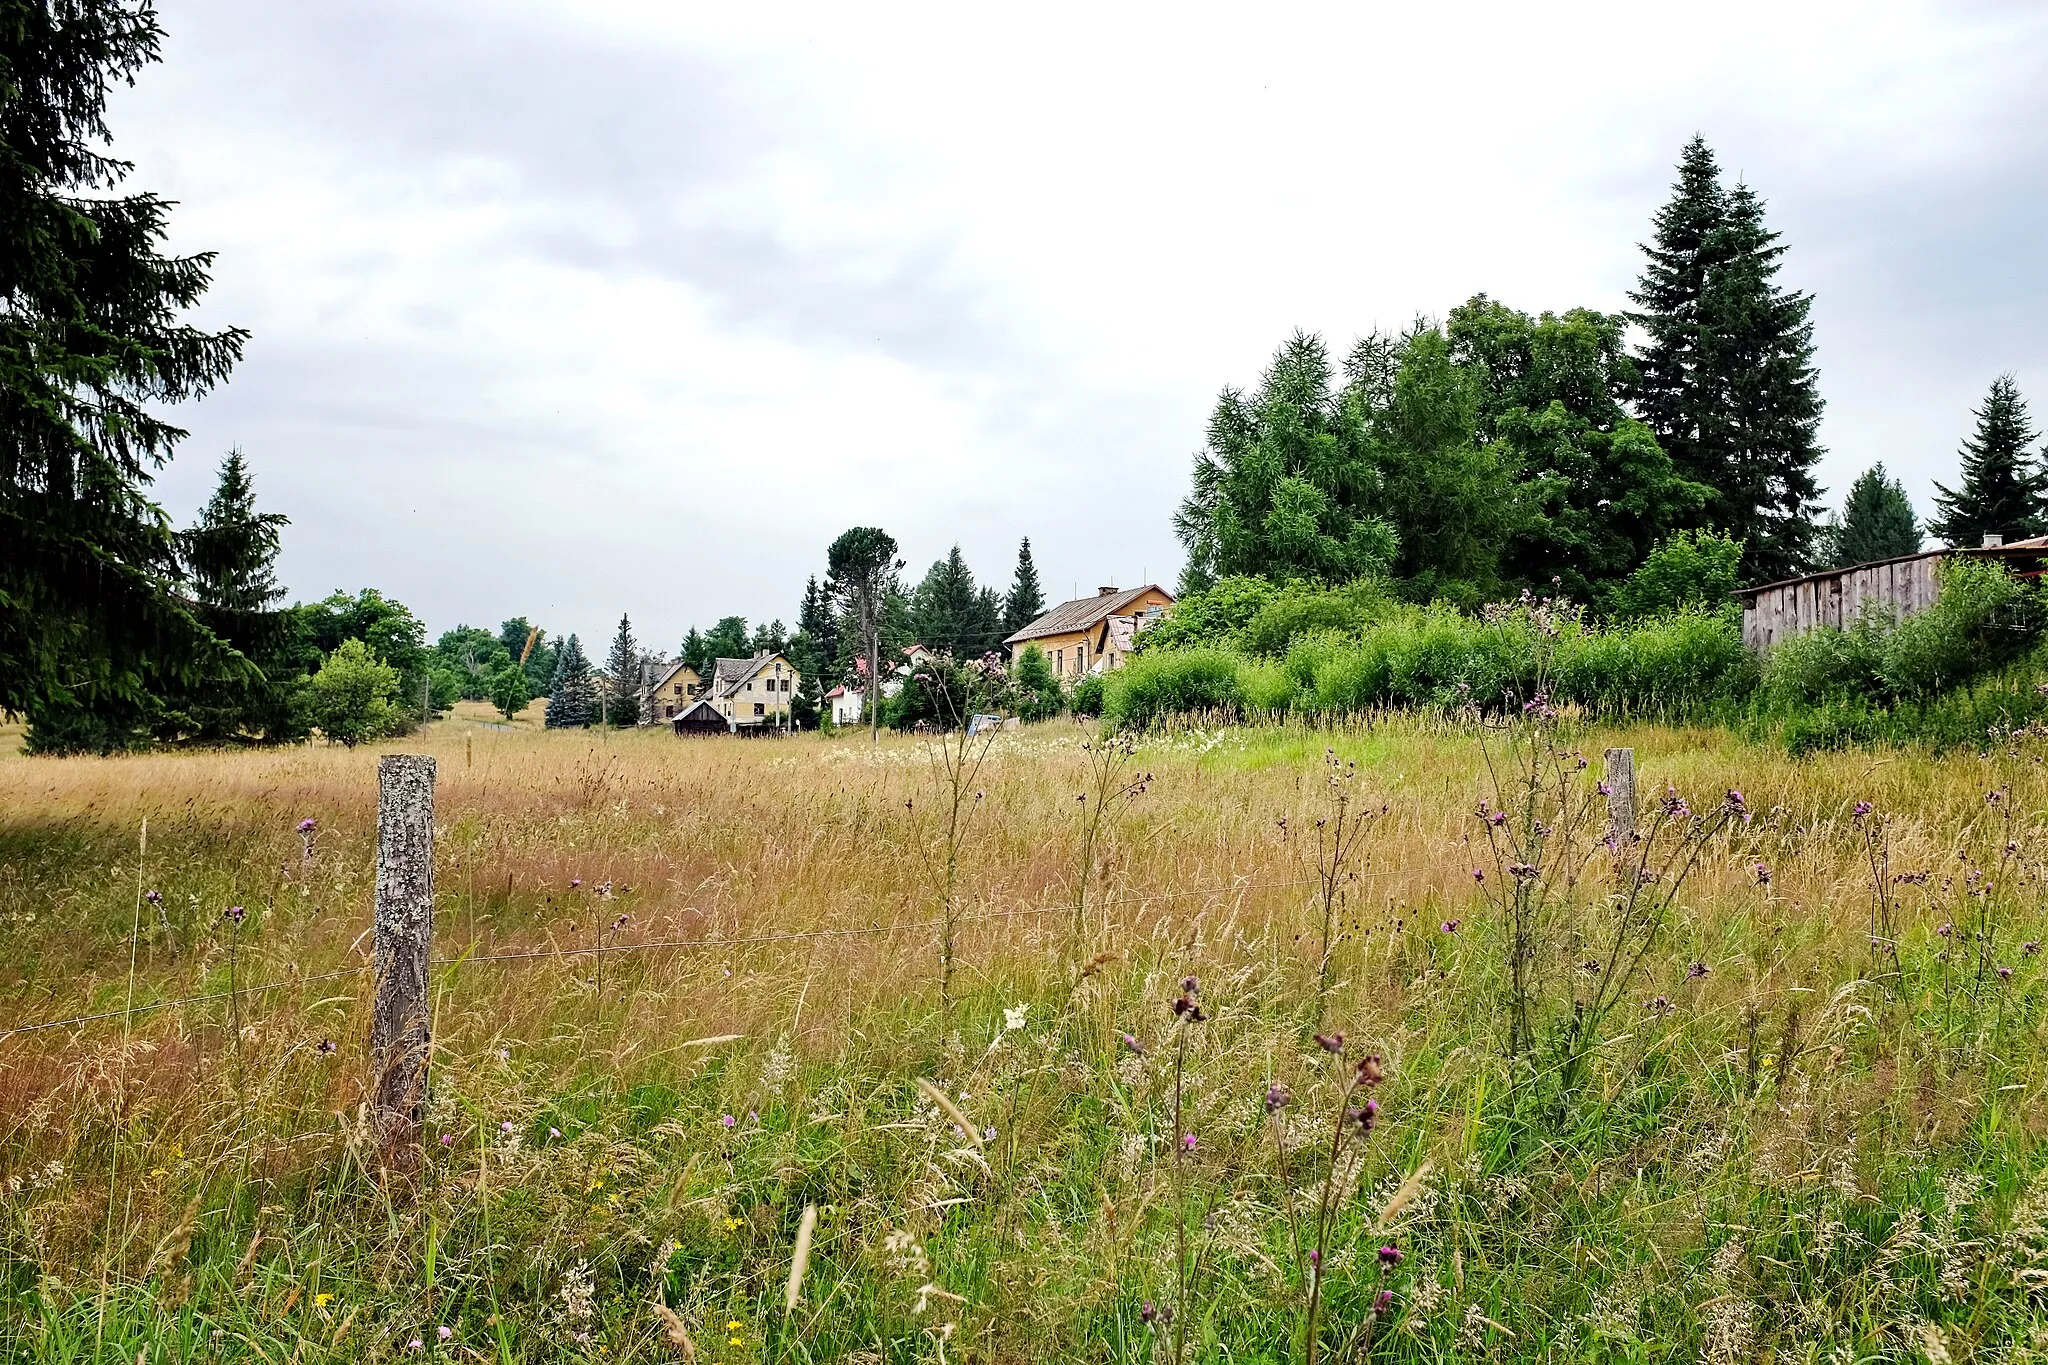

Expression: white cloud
xmin=120 ymin=0 xmax=2048 ymax=647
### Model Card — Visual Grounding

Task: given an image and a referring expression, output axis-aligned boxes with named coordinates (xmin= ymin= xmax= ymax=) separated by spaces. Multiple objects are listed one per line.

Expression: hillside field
xmin=1 ymin=716 xmax=2045 ymax=1362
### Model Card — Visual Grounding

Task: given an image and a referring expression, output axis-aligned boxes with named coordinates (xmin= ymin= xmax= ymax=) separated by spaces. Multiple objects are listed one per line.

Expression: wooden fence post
xmin=370 ymin=754 xmax=435 ymax=1169
xmin=1603 ymin=747 xmax=1637 ymax=842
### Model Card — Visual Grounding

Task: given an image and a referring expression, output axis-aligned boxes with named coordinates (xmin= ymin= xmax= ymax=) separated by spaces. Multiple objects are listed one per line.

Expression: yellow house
xmin=1004 ymin=585 xmax=1175 ymax=681
xmin=639 ymin=660 xmax=703 ymax=723
xmin=707 ymin=651 xmax=799 ymax=730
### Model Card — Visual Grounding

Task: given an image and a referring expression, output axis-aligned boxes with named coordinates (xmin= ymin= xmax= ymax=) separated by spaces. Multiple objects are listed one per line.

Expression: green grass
xmin=1 ymin=718 xmax=2045 ymax=1362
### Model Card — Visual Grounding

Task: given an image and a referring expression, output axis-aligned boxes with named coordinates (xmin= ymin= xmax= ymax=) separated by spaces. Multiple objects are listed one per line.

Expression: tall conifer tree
xmin=1928 ymin=375 xmax=2043 ymax=547
xmin=544 ymin=634 xmax=596 ymax=728
xmin=601 ymin=613 xmax=639 ymax=725
xmin=1 ymin=1 xmax=249 ymax=722
xmin=1628 ymin=137 xmax=1825 ymax=582
xmin=1823 ymin=464 xmax=1921 ymax=566
xmin=1002 ymin=538 xmax=1047 ymax=635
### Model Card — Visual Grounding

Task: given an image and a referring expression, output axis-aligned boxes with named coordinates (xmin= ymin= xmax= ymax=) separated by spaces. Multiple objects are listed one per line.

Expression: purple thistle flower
xmin=408 ymin=1339 xmax=424 ymax=1351
xmin=439 ymin=1134 xmax=453 ymax=1147
xmin=1724 ymin=789 xmax=1746 ymax=813
xmin=1508 ymin=862 xmax=1537 ymax=880
xmin=500 ymin=1120 xmax=514 ymax=1134
xmin=2022 ymin=939 xmax=2041 ymax=957
xmin=315 ymin=1038 xmax=337 ymax=1055
xmin=1489 ymin=811 xmax=1508 ymax=827
xmin=1471 ymin=868 xmax=1484 ymax=884
xmin=1314 ymin=1032 xmax=1344 ymax=1054
xmin=297 ymin=818 xmax=317 ymax=833
xmin=1265 ymin=1084 xmax=1291 ymax=1113
xmin=1119 ymin=1032 xmax=1148 ymax=1056
xmin=1686 ymin=960 xmax=1710 ymax=980
xmin=437 ymin=1327 xmax=452 ymax=1342
xmin=548 ymin=1127 xmax=561 ymax=1139
xmin=1309 ymin=1249 xmax=1321 ymax=1268
xmin=1182 ymin=975 xmax=1200 ymax=994
xmin=145 ymin=889 xmax=162 ymax=905
xmin=1181 ymin=1133 xmax=1196 ymax=1151
xmin=1597 ymin=781 xmax=1612 ymax=796
xmin=1646 ymin=995 xmax=1671 ymax=1014
xmin=1997 ymin=965 xmax=2014 ymax=981
xmin=1140 ymin=1302 xmax=1158 ymax=1325
xmin=1852 ymin=801 xmax=1872 ymax=820
xmin=1440 ymin=918 xmax=1461 ymax=933
xmin=569 ymin=878 xmax=582 ymax=889
xmin=1349 ymin=1099 xmax=1378 ymax=1133
xmin=1754 ymin=863 xmax=1771 ymax=885
xmin=720 ymin=1114 xmax=736 ymax=1129
xmin=1377 ymin=1245 xmax=1403 ymax=1266
xmin=1373 ymin=1288 xmax=1395 ymax=1314
xmin=224 ymin=905 xmax=246 ymax=925
xmin=1936 ymin=921 xmax=1954 ymax=939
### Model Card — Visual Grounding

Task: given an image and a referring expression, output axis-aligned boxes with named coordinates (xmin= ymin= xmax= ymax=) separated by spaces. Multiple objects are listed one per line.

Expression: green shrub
xmin=1070 ymin=673 xmax=1106 ymax=718
xmin=1235 ymin=657 xmax=1297 ymax=715
xmin=1604 ymin=529 xmax=1744 ymax=620
xmin=1102 ymin=648 xmax=1238 ymax=728
xmin=1137 ymin=576 xmax=1279 ymax=652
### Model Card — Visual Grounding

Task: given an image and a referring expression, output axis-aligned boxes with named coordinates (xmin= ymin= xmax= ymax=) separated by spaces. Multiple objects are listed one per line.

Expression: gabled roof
xmin=709 ymin=652 xmax=793 ymax=700
xmin=669 ymin=697 xmax=729 ymax=728
xmin=1004 ymin=585 xmax=1173 ymax=646
xmin=642 ymin=658 xmax=699 ymax=693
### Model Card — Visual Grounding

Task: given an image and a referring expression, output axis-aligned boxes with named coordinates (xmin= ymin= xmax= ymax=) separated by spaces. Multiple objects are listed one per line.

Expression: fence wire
xmin=0 ymin=876 xmax=1317 ymax=1042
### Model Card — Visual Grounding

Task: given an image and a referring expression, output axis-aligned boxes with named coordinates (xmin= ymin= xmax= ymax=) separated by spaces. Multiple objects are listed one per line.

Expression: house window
xmin=1054 ymin=649 xmax=1063 ymax=673
xmin=782 ymin=678 xmax=792 ymax=691
xmin=1077 ymin=643 xmax=1087 ymax=673
xmin=674 ymin=684 xmax=683 ymax=695
xmin=746 ymin=682 xmax=753 ymax=692
xmin=753 ymin=702 xmax=765 ymax=717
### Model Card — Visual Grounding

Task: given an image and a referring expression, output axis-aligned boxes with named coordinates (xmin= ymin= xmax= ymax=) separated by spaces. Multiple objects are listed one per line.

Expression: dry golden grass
xmin=0 ymin=715 xmax=2043 ymax=1361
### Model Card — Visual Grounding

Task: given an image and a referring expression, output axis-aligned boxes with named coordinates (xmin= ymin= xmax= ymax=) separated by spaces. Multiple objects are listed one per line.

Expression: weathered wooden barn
xmin=1736 ymin=536 xmax=2048 ymax=651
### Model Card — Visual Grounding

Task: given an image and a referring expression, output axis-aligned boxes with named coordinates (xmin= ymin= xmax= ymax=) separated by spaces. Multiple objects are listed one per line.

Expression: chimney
xmin=1097 ymin=585 xmax=1117 ymax=596
xmin=1983 ymin=533 xmax=2005 ymax=549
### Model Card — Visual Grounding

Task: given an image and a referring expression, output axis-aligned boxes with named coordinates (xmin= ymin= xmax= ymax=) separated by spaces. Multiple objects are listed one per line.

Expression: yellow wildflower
xmin=314 ymin=1292 xmax=334 ymax=1308
xmin=723 ymin=1217 xmax=742 ymax=1232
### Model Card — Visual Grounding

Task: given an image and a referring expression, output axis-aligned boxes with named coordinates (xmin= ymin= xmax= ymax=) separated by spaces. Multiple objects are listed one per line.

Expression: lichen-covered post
xmin=370 ymin=754 xmax=435 ymax=1169
xmin=1603 ymin=747 xmax=1637 ymax=843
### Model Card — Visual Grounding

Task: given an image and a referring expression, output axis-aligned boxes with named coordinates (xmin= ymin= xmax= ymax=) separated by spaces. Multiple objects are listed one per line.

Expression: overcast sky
xmin=120 ymin=0 xmax=2048 ymax=650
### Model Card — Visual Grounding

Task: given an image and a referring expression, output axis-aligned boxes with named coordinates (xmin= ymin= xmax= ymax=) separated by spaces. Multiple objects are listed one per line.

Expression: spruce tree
xmin=1 ymin=1 xmax=249 ymax=721
xmin=601 ymin=613 xmax=639 ymax=725
xmin=178 ymin=449 xmax=302 ymax=741
xmin=789 ymin=575 xmax=838 ymax=719
xmin=1825 ymin=464 xmax=1921 ymax=566
xmin=679 ymin=626 xmax=709 ymax=676
xmin=912 ymin=547 xmax=980 ymax=656
xmin=1929 ymin=376 xmax=2042 ymax=548
xmin=1628 ymin=138 xmax=1826 ymax=582
xmin=1002 ymin=538 xmax=1047 ymax=635
xmin=544 ymin=634 xmax=596 ymax=727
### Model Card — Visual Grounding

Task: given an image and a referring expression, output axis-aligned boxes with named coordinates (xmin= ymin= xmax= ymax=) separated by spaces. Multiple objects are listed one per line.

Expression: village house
xmin=1004 ymin=585 xmax=1174 ymax=680
xmin=637 ymin=659 xmax=703 ymax=723
xmin=825 ymin=644 xmax=935 ymax=726
xmin=702 ymin=651 xmax=799 ymax=732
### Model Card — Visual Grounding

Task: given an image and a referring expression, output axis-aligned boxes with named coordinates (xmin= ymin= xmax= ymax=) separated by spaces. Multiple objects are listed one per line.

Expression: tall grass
xmin=0 ymin=716 xmax=2044 ymax=1362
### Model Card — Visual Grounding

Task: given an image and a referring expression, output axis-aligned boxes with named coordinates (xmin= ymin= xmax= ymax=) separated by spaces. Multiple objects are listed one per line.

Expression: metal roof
xmin=1003 ymin=585 xmax=1172 ymax=646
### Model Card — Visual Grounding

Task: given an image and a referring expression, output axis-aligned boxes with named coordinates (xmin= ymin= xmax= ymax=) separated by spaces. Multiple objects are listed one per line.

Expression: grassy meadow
xmin=1 ymin=711 xmax=2046 ymax=1362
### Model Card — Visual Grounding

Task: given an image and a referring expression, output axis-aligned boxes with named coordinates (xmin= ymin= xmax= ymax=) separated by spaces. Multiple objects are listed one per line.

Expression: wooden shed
xmin=1736 ymin=537 xmax=2048 ymax=651
xmin=669 ymin=697 xmax=733 ymax=736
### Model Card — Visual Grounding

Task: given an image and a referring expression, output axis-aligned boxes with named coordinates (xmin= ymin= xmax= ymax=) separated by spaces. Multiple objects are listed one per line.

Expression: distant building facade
xmin=1003 ymin=585 xmax=1174 ymax=679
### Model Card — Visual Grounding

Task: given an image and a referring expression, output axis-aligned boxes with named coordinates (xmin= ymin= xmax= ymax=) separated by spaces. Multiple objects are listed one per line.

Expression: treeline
xmin=674 ymin=535 xmax=1053 ymax=729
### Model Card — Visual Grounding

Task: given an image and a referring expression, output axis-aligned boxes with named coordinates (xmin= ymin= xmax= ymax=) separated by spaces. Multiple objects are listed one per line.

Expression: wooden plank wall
xmin=1740 ymin=554 xmax=1943 ymax=651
